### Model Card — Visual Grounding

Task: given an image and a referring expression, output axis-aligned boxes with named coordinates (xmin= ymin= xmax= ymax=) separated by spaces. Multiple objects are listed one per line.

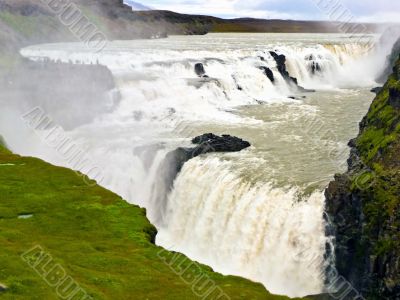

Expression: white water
xmin=158 ymin=157 xmax=328 ymax=296
xmin=3 ymin=33 xmax=387 ymax=297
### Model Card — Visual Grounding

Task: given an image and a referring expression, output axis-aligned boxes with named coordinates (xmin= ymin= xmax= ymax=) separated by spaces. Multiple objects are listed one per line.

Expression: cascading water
xmin=3 ymin=33 xmax=387 ymax=297
xmin=157 ymin=157 xmax=329 ymax=296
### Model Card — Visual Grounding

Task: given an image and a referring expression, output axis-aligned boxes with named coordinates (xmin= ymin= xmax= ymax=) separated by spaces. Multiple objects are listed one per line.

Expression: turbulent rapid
xmin=3 ymin=33 xmax=385 ymax=297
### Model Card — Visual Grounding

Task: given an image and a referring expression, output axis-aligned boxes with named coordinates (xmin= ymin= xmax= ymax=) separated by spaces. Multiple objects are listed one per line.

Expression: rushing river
xmin=5 ymin=33 xmax=384 ymax=297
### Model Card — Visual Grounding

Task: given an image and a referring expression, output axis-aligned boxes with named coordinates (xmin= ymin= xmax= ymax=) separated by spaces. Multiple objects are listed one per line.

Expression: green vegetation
xmin=353 ymin=55 xmax=400 ymax=265
xmin=0 ymin=145 xmax=301 ymax=299
xmin=0 ymin=11 xmax=69 ymax=41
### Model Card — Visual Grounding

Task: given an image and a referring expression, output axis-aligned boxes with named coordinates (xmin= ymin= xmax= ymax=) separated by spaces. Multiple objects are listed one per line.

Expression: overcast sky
xmin=142 ymin=0 xmax=400 ymax=22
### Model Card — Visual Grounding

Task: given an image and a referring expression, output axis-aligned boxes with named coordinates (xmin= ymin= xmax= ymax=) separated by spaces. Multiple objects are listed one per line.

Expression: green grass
xmin=0 ymin=12 xmax=64 ymax=39
xmin=0 ymin=146 xmax=301 ymax=300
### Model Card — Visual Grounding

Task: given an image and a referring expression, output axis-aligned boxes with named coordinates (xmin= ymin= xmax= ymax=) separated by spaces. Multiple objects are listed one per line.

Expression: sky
xmin=141 ymin=0 xmax=400 ymax=22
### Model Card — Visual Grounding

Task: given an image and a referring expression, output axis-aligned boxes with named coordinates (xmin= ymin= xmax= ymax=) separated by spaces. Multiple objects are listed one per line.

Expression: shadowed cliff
xmin=325 ymin=49 xmax=400 ymax=298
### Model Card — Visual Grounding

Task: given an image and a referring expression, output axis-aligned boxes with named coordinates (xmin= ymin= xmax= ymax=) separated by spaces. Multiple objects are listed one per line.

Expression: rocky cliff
xmin=325 ymin=52 xmax=400 ymax=298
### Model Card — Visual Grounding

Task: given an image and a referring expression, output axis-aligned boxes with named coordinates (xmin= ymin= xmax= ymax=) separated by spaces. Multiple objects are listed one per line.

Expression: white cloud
xmin=144 ymin=0 xmax=400 ymax=22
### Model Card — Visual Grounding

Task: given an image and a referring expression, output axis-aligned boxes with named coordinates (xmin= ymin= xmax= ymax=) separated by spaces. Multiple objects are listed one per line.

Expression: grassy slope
xmin=0 ymin=145 xmax=302 ymax=300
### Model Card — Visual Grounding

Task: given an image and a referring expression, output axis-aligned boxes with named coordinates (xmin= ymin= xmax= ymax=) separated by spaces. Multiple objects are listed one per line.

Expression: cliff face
xmin=326 ymin=54 xmax=400 ymax=298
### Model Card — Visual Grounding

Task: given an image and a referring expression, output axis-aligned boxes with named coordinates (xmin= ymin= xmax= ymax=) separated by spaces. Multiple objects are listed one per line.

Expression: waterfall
xmin=8 ymin=33 xmax=385 ymax=298
xmin=156 ymin=157 xmax=329 ymax=297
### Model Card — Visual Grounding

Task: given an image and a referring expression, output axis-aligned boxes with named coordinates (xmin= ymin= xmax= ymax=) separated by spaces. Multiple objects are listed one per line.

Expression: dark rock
xmin=370 ymin=86 xmax=383 ymax=94
xmin=305 ymin=54 xmax=316 ymax=61
xmin=388 ymin=87 xmax=400 ymax=108
xmin=259 ymin=66 xmax=275 ymax=83
xmin=305 ymin=54 xmax=322 ymax=74
xmin=231 ymin=74 xmax=243 ymax=90
xmin=194 ymin=63 xmax=206 ymax=77
xmin=269 ymin=51 xmax=289 ymax=79
xmin=325 ymin=172 xmax=371 ymax=295
xmin=191 ymin=133 xmax=251 ymax=153
xmin=269 ymin=51 xmax=314 ymax=93
xmin=290 ymin=76 xmax=298 ymax=85
xmin=169 ymin=133 xmax=250 ymax=173
xmin=311 ymin=61 xmax=322 ymax=74
xmin=325 ymin=54 xmax=400 ymax=299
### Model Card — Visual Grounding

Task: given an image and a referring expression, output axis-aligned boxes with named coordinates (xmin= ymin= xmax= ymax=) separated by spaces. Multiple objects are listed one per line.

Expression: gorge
xmin=1 ymin=1 xmax=400 ymax=299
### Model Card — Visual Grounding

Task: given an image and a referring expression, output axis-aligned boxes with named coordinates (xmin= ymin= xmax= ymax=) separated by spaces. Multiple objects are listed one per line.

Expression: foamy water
xmin=1 ymin=33 xmax=385 ymax=297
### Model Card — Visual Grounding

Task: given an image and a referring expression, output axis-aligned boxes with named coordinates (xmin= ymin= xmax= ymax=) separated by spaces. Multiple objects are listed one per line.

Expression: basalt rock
xmin=325 ymin=54 xmax=400 ymax=299
xmin=269 ymin=51 xmax=314 ymax=93
xmin=306 ymin=54 xmax=322 ymax=74
xmin=259 ymin=66 xmax=275 ymax=83
xmin=192 ymin=133 xmax=251 ymax=152
xmin=371 ymin=87 xmax=383 ymax=94
xmin=168 ymin=133 xmax=250 ymax=176
xmin=388 ymin=87 xmax=400 ymax=108
xmin=195 ymin=63 xmax=206 ymax=77
xmin=269 ymin=51 xmax=290 ymax=79
xmin=311 ymin=61 xmax=322 ymax=74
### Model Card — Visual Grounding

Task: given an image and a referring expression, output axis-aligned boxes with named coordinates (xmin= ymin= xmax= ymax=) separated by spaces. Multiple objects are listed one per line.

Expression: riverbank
xmin=326 ymin=53 xmax=400 ymax=298
xmin=0 ymin=141 xmax=303 ymax=300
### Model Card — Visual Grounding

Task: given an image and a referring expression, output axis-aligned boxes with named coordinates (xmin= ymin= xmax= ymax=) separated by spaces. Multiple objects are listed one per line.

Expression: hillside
xmin=132 ymin=10 xmax=378 ymax=34
xmin=0 ymin=141 xmax=304 ymax=300
xmin=326 ymin=52 xmax=400 ymax=298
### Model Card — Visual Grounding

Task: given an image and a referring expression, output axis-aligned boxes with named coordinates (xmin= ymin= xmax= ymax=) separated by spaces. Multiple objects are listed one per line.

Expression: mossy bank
xmin=325 ymin=53 xmax=400 ymax=298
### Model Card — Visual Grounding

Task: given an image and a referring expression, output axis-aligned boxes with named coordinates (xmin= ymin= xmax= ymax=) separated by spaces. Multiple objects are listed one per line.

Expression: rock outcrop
xmin=269 ymin=51 xmax=293 ymax=81
xmin=195 ymin=63 xmax=207 ymax=77
xmin=269 ymin=51 xmax=315 ymax=92
xmin=370 ymin=87 xmax=383 ymax=94
xmin=259 ymin=66 xmax=275 ymax=83
xmin=165 ymin=133 xmax=250 ymax=183
xmin=305 ymin=54 xmax=322 ymax=75
xmin=325 ymin=54 xmax=400 ymax=299
xmin=388 ymin=87 xmax=400 ymax=108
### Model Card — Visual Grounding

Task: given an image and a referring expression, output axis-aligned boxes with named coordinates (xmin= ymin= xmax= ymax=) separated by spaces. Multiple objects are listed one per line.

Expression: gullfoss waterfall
xmin=3 ymin=33 xmax=386 ymax=297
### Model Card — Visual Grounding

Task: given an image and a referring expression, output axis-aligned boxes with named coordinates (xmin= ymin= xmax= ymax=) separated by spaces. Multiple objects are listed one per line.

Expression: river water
xmin=9 ymin=33 xmax=384 ymax=297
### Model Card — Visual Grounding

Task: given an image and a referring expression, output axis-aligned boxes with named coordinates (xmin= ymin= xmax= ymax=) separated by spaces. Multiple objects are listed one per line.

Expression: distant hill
xmin=123 ymin=0 xmax=151 ymax=10
xmin=0 ymin=0 xmax=379 ymax=56
xmin=133 ymin=10 xmax=378 ymax=34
